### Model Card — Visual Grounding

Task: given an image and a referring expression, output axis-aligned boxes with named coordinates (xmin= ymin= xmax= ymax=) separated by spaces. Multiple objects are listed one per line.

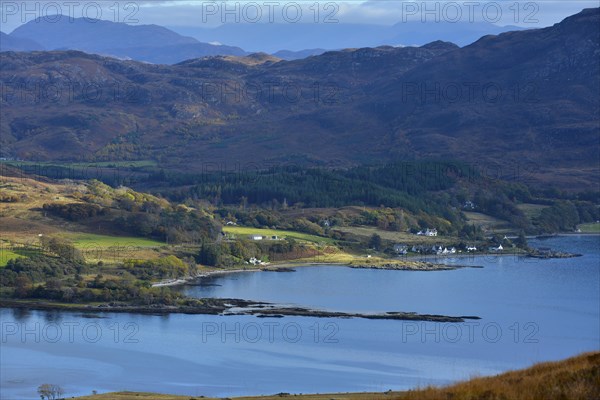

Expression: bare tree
xmin=37 ymin=384 xmax=64 ymax=400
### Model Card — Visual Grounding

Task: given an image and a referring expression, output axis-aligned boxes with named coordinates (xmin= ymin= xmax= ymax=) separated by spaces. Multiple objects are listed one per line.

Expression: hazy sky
xmin=1 ymin=1 xmax=598 ymax=33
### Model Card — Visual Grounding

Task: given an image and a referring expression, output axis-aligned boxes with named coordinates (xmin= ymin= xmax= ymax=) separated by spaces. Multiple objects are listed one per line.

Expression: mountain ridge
xmin=4 ymin=15 xmax=530 ymax=63
xmin=0 ymin=31 xmax=44 ymax=51
xmin=175 ymin=21 xmax=526 ymax=53
xmin=0 ymin=8 xmax=598 ymax=189
xmin=6 ymin=16 xmax=246 ymax=63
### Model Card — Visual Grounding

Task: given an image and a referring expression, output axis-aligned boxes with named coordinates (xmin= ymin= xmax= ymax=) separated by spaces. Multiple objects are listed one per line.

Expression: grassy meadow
xmin=516 ymin=203 xmax=549 ymax=219
xmin=578 ymin=222 xmax=600 ymax=233
xmin=223 ymin=226 xmax=334 ymax=244
xmin=0 ymin=175 xmax=166 ymax=265
xmin=0 ymin=248 xmax=24 ymax=267
xmin=65 ymin=233 xmax=165 ymax=263
xmin=67 ymin=233 xmax=164 ymax=249
xmin=333 ymin=225 xmax=456 ymax=245
xmin=462 ymin=211 xmax=511 ymax=234
xmin=1 ymin=159 xmax=157 ymax=169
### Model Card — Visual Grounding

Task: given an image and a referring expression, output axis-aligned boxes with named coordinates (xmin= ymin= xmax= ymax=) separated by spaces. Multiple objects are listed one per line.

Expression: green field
xmin=223 ymin=226 xmax=334 ymax=244
xmin=1 ymin=160 xmax=156 ymax=168
xmin=63 ymin=233 xmax=165 ymax=263
xmin=334 ymin=226 xmax=456 ymax=245
xmin=517 ymin=203 xmax=549 ymax=219
xmin=71 ymin=160 xmax=156 ymax=168
xmin=578 ymin=222 xmax=600 ymax=233
xmin=463 ymin=211 xmax=512 ymax=233
xmin=0 ymin=249 xmax=23 ymax=266
xmin=66 ymin=233 xmax=165 ymax=248
xmin=0 ymin=247 xmax=40 ymax=266
xmin=0 ymin=234 xmax=165 ymax=265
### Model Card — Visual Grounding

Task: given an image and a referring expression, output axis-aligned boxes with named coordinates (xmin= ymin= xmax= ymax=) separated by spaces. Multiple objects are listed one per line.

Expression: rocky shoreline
xmin=233 ymin=306 xmax=480 ymax=322
xmin=0 ymin=298 xmax=480 ymax=323
xmin=350 ymin=262 xmax=482 ymax=271
xmin=152 ymin=249 xmax=579 ymax=288
xmin=526 ymin=250 xmax=582 ymax=259
xmin=261 ymin=267 xmax=296 ymax=272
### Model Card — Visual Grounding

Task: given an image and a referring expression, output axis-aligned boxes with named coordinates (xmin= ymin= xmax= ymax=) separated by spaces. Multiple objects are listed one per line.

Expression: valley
xmin=1 ymin=5 xmax=599 ymax=400
xmin=0 ymin=160 xmax=595 ymax=314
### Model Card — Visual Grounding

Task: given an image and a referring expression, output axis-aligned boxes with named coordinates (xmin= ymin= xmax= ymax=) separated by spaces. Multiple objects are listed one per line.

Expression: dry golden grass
xmin=0 ymin=176 xmax=165 ymax=264
xmin=0 ymin=176 xmax=82 ymax=214
xmin=0 ymin=176 xmax=83 ymax=243
xmin=398 ymin=351 xmax=600 ymax=400
xmin=73 ymin=352 xmax=600 ymax=400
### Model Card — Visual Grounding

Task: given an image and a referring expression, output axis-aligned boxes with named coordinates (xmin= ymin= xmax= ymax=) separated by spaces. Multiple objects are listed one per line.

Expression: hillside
xmin=0 ymin=8 xmax=598 ymax=189
xmin=0 ymin=165 xmax=224 ymax=265
xmin=373 ymin=7 xmax=600 ymax=187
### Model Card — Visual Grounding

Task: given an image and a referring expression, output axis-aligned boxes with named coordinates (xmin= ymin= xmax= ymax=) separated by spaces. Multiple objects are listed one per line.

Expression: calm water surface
xmin=1 ymin=235 xmax=598 ymax=399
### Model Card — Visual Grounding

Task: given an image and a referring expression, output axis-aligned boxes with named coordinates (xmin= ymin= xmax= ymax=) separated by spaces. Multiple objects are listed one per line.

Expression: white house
xmin=489 ymin=244 xmax=503 ymax=252
xmin=425 ymin=228 xmax=438 ymax=237
xmin=248 ymin=257 xmax=268 ymax=266
xmin=394 ymin=244 xmax=408 ymax=255
xmin=417 ymin=228 xmax=437 ymax=236
xmin=440 ymin=247 xmax=456 ymax=255
xmin=432 ymin=245 xmax=444 ymax=254
xmin=249 ymin=235 xmax=263 ymax=241
xmin=463 ymin=201 xmax=476 ymax=210
xmin=466 ymin=246 xmax=477 ymax=252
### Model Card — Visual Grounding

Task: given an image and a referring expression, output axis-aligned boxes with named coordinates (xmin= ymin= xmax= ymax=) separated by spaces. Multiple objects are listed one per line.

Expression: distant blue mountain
xmin=8 ymin=16 xmax=246 ymax=63
xmin=173 ymin=21 xmax=526 ymax=53
xmin=6 ymin=16 xmax=526 ymax=63
xmin=0 ymin=31 xmax=44 ymax=51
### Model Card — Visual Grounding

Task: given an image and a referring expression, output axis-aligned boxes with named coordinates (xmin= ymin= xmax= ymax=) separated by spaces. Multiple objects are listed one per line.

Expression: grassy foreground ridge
xmin=74 ymin=352 xmax=600 ymax=400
